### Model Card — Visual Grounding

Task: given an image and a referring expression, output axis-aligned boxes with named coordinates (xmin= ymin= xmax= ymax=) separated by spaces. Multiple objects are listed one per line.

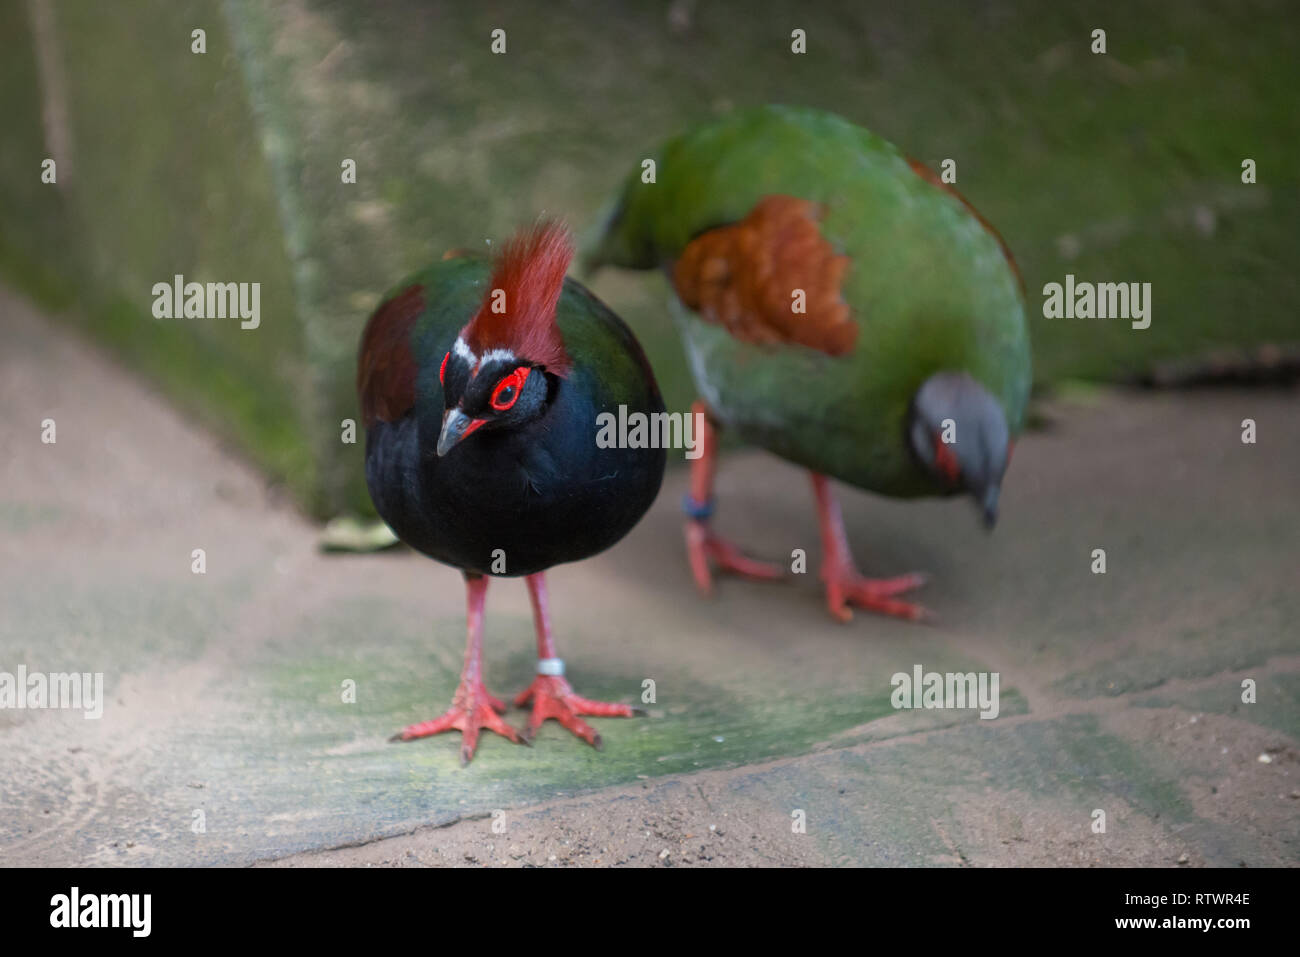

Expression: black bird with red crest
xmin=358 ymin=222 xmax=665 ymax=763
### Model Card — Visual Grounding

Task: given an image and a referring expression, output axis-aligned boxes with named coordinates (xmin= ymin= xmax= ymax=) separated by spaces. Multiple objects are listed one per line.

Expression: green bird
xmin=583 ymin=105 xmax=1031 ymax=622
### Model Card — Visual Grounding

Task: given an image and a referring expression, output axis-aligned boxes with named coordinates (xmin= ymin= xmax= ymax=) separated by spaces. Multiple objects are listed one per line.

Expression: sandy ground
xmin=1 ymin=284 xmax=1297 ymax=867
xmin=266 ymin=703 xmax=1300 ymax=868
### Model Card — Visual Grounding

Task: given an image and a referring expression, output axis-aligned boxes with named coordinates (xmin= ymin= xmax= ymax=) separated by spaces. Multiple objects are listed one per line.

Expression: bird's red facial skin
xmin=933 ymin=435 xmax=961 ymax=484
xmin=460 ymin=417 xmax=487 ymax=441
xmin=439 ymin=351 xmax=449 ymax=386
xmin=490 ymin=367 xmax=531 ymax=411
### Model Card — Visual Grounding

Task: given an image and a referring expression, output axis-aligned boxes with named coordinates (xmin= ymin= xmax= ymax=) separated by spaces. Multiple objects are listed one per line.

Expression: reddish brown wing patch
xmin=462 ymin=221 xmax=573 ymax=375
xmin=357 ymin=284 xmax=423 ymax=427
xmin=906 ymin=157 xmax=1025 ymax=296
xmin=672 ymin=196 xmax=856 ymax=357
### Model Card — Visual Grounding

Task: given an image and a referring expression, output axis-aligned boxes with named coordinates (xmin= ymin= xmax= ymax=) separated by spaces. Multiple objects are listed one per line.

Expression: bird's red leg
xmin=513 ymin=572 xmax=641 ymax=749
xmin=390 ymin=572 xmax=524 ymax=764
xmin=684 ymin=400 xmax=785 ymax=595
xmin=810 ymin=472 xmax=931 ymax=623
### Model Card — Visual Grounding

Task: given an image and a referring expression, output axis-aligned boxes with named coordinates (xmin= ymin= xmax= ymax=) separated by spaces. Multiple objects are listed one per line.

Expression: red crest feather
xmin=462 ymin=220 xmax=574 ymax=375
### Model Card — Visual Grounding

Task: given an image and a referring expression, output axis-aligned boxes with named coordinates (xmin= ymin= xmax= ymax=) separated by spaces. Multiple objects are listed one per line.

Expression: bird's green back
xmin=586 ymin=105 xmax=1030 ymax=495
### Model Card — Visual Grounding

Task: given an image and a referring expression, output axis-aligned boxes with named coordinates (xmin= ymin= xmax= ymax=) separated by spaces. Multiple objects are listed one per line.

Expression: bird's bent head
xmin=436 ymin=221 xmax=574 ymax=457
xmin=907 ymin=372 xmax=1013 ymax=528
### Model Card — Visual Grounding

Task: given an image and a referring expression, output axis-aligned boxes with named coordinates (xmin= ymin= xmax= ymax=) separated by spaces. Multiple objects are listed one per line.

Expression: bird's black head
xmin=434 ymin=221 xmax=574 ymax=458
xmin=435 ymin=340 xmax=554 ymax=457
xmin=906 ymin=372 xmax=1013 ymax=528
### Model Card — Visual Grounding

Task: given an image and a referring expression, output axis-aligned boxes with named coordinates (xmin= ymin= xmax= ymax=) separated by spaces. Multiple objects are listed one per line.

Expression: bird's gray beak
xmin=979 ymin=484 xmax=1000 ymax=529
xmin=436 ymin=408 xmax=482 ymax=457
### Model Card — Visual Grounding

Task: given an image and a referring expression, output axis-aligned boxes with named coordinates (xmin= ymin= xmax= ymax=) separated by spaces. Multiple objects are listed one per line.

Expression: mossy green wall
xmin=2 ymin=0 xmax=314 ymax=506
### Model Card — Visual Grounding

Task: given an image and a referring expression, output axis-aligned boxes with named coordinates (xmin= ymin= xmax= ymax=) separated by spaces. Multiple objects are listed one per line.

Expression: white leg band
xmin=536 ymin=657 xmax=565 ymax=676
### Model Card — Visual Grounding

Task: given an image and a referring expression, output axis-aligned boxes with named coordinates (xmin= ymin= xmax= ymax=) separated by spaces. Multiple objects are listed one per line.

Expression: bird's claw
xmin=685 ymin=519 xmax=786 ymax=595
xmin=822 ymin=567 xmax=932 ymax=623
xmin=514 ymin=674 xmax=639 ymax=749
xmin=390 ymin=680 xmax=524 ymax=763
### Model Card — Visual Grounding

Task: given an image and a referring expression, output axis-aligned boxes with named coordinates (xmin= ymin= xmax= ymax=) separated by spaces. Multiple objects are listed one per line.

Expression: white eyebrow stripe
xmin=479 ymin=348 xmax=517 ymax=368
xmin=453 ymin=337 xmax=476 ymax=364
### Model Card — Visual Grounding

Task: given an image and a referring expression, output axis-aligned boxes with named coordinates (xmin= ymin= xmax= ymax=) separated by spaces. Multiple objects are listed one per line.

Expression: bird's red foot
xmin=514 ymin=674 xmax=640 ymax=749
xmin=822 ymin=564 xmax=932 ymax=624
xmin=685 ymin=518 xmax=785 ymax=596
xmin=390 ymin=681 xmax=524 ymax=765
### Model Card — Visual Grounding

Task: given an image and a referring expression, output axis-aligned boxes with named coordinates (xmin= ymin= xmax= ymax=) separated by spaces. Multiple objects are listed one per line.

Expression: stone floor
xmin=1 ymin=285 xmax=1296 ymax=867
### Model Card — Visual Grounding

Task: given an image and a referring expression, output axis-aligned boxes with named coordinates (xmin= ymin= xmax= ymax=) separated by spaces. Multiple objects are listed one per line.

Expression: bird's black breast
xmin=365 ymin=370 xmax=665 ymax=577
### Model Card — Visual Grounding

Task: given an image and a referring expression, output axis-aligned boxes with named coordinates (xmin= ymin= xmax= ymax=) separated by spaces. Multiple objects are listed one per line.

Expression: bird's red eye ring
xmin=439 ymin=351 xmax=449 ymax=386
xmin=490 ymin=367 xmax=531 ymax=411
xmin=933 ymin=434 xmax=961 ymax=484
